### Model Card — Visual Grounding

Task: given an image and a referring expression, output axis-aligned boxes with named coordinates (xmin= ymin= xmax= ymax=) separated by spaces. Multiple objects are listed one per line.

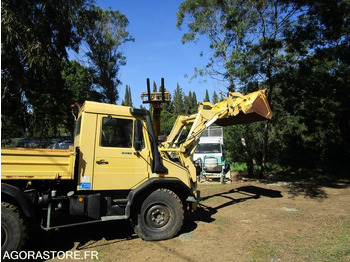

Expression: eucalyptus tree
xmin=177 ymin=0 xmax=300 ymax=176
xmin=80 ymin=7 xmax=134 ymax=104
xmin=2 ymin=1 xmax=134 ymax=137
xmin=1 ymin=0 xmax=93 ymax=137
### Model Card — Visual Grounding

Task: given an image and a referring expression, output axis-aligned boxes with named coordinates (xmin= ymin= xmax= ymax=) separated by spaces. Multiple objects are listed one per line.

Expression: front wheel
xmin=133 ymin=189 xmax=184 ymax=241
xmin=1 ymin=202 xmax=27 ymax=253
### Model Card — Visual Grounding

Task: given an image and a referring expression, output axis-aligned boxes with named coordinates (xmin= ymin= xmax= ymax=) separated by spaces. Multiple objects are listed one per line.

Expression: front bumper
xmin=186 ymin=189 xmax=200 ymax=211
xmin=186 ymin=189 xmax=201 ymax=203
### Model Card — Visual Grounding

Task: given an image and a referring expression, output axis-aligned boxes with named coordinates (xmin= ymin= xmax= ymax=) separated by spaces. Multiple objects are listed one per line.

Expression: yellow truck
xmin=1 ymin=90 xmax=271 ymax=252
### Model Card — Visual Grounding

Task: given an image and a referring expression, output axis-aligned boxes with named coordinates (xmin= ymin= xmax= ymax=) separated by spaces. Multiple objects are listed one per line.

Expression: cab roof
xmin=79 ymin=101 xmax=133 ymax=117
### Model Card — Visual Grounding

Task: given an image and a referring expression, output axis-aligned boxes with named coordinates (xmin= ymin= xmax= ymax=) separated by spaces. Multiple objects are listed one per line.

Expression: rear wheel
xmin=134 ymin=189 xmax=184 ymax=241
xmin=1 ymin=202 xmax=27 ymax=252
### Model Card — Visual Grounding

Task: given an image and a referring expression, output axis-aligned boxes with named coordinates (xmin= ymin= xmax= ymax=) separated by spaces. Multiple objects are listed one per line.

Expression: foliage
xmin=121 ymin=85 xmax=133 ymax=106
xmin=268 ymin=0 xmax=350 ymax=175
xmin=172 ymin=83 xmax=185 ymax=115
xmin=270 ymin=52 xmax=350 ymax=174
xmin=212 ymin=91 xmax=219 ymax=104
xmin=160 ymin=83 xmax=199 ymax=135
xmin=177 ymin=0 xmax=247 ymax=90
xmin=1 ymin=0 xmax=92 ymax=137
xmin=79 ymin=6 xmax=134 ymax=104
xmin=177 ymin=0 xmax=350 ymax=177
xmin=1 ymin=1 xmax=133 ymax=137
xmin=61 ymin=59 xmax=102 ymax=134
xmin=160 ymin=110 xmax=178 ymax=136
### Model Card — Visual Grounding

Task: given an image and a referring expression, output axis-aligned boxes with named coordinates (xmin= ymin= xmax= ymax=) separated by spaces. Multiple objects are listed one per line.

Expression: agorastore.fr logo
xmin=2 ymin=250 xmax=99 ymax=260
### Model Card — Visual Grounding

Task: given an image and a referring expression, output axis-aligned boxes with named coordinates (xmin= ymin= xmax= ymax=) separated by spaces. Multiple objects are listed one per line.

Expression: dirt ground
xmin=29 ymin=178 xmax=349 ymax=262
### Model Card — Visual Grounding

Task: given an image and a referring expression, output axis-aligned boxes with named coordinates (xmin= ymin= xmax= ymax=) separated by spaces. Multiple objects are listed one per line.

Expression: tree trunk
xmin=260 ymin=52 xmax=274 ymax=178
xmin=259 ymin=121 xmax=269 ymax=178
xmin=241 ymin=137 xmax=254 ymax=177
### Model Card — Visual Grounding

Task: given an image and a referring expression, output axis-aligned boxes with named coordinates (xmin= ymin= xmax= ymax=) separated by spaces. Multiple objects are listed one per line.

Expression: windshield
xmin=195 ymin=143 xmax=221 ymax=154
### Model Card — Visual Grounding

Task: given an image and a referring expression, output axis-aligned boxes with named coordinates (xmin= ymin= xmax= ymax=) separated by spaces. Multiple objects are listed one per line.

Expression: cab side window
xmin=101 ymin=117 xmax=133 ymax=148
xmin=134 ymin=119 xmax=145 ymax=150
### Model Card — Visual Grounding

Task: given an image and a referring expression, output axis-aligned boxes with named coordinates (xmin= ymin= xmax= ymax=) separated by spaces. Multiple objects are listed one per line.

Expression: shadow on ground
xmin=260 ymin=170 xmax=350 ymax=199
xmin=24 ymin=179 xmax=350 ymax=259
xmin=186 ymin=185 xmax=282 ymax=226
xmin=24 ymin=185 xmax=283 ymax=260
xmin=25 ymin=220 xmax=136 ymax=261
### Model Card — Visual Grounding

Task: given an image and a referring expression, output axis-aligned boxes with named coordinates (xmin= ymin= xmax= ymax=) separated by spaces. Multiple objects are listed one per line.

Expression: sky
xmin=95 ymin=0 xmax=225 ymax=108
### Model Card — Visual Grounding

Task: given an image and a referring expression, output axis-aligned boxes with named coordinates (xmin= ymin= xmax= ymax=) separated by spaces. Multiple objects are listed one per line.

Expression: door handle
xmin=134 ymin=151 xmax=140 ymax=156
xmin=96 ymin=159 xmax=109 ymax=165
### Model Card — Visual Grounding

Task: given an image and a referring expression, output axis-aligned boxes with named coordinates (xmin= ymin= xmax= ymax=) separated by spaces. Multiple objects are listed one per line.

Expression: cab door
xmin=92 ymin=114 xmax=150 ymax=190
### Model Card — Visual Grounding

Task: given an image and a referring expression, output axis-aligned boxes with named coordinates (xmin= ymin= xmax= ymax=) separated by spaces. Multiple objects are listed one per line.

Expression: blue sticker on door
xmin=79 ymin=182 xmax=92 ymax=190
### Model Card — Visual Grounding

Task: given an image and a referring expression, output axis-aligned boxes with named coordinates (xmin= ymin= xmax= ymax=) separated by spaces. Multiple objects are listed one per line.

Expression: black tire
xmin=1 ymin=202 xmax=27 ymax=253
xmin=134 ymin=189 xmax=184 ymax=241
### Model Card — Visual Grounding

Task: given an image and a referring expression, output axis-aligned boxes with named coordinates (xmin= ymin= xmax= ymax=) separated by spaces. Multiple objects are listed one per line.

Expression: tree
xmin=240 ymin=0 xmax=300 ymax=176
xmin=121 ymin=85 xmax=133 ymax=106
xmin=177 ymin=0 xmax=301 ymax=176
xmin=61 ymin=60 xmax=101 ymax=133
xmin=177 ymin=0 xmax=247 ymax=90
xmin=191 ymin=92 xmax=198 ymax=113
xmin=162 ymin=99 xmax=174 ymax=113
xmin=212 ymin=91 xmax=219 ymax=104
xmin=184 ymin=91 xmax=193 ymax=114
xmin=203 ymin=89 xmax=211 ymax=109
xmin=121 ymin=87 xmax=127 ymax=106
xmin=80 ymin=7 xmax=134 ymax=104
xmin=173 ymin=83 xmax=185 ymax=115
xmin=1 ymin=0 xmax=93 ymax=137
xmin=61 ymin=60 xmax=101 ymax=104
xmin=160 ymin=110 xmax=178 ymax=135
xmin=204 ymin=89 xmax=209 ymax=102
xmin=153 ymin=81 xmax=158 ymax=92
xmin=271 ymin=0 xmax=350 ymax=175
xmin=1 ymin=1 xmax=133 ymax=137
xmin=127 ymin=86 xmax=133 ymax=106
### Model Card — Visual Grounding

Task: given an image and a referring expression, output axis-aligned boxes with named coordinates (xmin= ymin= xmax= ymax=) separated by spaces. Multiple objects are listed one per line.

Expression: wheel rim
xmin=145 ymin=204 xmax=172 ymax=230
xmin=1 ymin=223 xmax=9 ymax=248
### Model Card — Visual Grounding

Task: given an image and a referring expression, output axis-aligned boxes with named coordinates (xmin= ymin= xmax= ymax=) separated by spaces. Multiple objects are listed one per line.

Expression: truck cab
xmin=74 ymin=102 xmax=152 ymax=191
xmin=74 ymin=101 xmax=197 ymax=191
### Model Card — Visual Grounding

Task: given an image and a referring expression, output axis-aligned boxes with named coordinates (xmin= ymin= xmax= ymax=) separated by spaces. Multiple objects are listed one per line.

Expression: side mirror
xmin=134 ymin=119 xmax=143 ymax=151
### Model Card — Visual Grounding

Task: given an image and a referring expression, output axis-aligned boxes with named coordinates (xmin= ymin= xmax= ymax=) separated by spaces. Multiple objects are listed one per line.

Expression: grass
xmin=230 ymin=162 xmax=282 ymax=174
xmin=230 ymin=162 xmax=336 ymax=182
xmin=300 ymin=217 xmax=350 ymax=262
xmin=230 ymin=162 xmax=282 ymax=171
xmin=249 ymin=241 xmax=278 ymax=262
xmin=230 ymin=162 xmax=247 ymax=171
xmin=250 ymin=216 xmax=350 ymax=262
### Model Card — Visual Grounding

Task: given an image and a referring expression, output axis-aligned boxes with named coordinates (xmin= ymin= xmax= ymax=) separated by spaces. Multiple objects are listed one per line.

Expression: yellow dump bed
xmin=1 ymin=147 xmax=75 ymax=180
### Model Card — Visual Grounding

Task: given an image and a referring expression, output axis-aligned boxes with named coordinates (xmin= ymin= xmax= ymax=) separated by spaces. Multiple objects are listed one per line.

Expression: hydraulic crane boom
xmin=159 ymin=89 xmax=272 ymax=180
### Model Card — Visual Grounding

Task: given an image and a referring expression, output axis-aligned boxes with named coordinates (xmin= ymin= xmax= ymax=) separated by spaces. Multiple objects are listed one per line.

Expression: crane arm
xmin=159 ymin=89 xmax=272 ymax=175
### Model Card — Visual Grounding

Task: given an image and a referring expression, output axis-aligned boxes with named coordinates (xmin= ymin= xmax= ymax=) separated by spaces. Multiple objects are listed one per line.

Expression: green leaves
xmin=121 ymin=85 xmax=133 ymax=107
xmin=177 ymin=0 xmax=350 ymax=176
xmin=81 ymin=7 xmax=134 ymax=104
xmin=1 ymin=1 xmax=133 ymax=138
